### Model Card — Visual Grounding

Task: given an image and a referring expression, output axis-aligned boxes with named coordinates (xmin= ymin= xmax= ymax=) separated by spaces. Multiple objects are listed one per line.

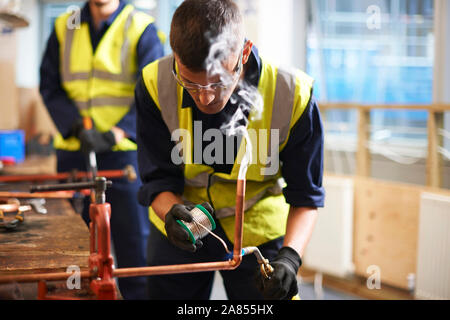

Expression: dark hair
xmin=170 ymin=0 xmax=243 ymax=71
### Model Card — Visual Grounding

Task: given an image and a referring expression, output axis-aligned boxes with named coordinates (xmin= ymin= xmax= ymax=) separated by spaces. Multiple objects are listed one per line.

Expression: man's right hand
xmin=164 ymin=203 xmax=213 ymax=252
xmin=78 ymin=128 xmax=116 ymax=155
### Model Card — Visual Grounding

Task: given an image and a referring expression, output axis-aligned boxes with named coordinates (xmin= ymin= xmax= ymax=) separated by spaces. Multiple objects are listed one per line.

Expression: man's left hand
xmin=255 ymin=246 xmax=302 ymax=300
xmin=78 ymin=128 xmax=116 ymax=154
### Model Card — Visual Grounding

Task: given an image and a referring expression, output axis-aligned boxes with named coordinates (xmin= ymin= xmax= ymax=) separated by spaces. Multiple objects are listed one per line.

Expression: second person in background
xmin=39 ymin=0 xmax=165 ymax=299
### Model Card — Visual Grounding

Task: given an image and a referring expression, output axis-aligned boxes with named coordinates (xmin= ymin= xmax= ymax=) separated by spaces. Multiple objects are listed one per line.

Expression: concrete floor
xmin=1 ymin=272 xmax=362 ymax=300
xmin=210 ymin=271 xmax=363 ymax=300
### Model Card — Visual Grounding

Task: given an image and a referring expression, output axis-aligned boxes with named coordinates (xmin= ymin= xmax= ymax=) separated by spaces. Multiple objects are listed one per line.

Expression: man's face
xmin=174 ymin=41 xmax=252 ymax=115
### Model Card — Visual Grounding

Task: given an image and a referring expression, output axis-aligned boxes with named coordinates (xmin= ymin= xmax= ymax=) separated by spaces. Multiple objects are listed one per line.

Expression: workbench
xmin=0 ymin=198 xmax=91 ymax=299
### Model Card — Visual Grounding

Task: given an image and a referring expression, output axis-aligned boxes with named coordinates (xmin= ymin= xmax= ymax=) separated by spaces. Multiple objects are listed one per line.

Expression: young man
xmin=136 ymin=0 xmax=324 ymax=300
xmin=39 ymin=0 xmax=164 ymax=299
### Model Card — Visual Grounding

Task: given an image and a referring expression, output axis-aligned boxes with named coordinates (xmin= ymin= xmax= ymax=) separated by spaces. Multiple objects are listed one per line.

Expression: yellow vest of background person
xmin=142 ymin=55 xmax=314 ymax=247
xmin=53 ymin=4 xmax=162 ymax=152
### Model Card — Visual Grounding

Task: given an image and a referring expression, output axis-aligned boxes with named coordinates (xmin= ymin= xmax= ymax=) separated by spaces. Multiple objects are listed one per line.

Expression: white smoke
xmin=204 ymin=29 xmax=263 ymax=180
xmin=224 ymin=82 xmax=263 ymax=180
xmin=204 ymin=27 xmax=239 ymax=95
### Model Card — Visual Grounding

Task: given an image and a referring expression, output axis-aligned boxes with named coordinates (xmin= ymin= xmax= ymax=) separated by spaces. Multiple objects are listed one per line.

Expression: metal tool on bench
xmin=21 ymin=198 xmax=47 ymax=215
xmin=0 ymin=199 xmax=32 ymax=230
xmin=0 ymin=190 xmax=90 ymax=199
xmin=30 ymin=179 xmax=111 ymax=201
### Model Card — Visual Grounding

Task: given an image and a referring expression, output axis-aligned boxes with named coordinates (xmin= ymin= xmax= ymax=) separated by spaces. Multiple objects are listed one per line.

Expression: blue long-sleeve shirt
xmin=136 ymin=46 xmax=325 ymax=209
xmin=39 ymin=0 xmax=164 ymax=142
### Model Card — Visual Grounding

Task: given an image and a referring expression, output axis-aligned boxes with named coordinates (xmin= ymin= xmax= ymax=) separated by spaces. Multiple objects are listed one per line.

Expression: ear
xmin=242 ymin=40 xmax=253 ymax=65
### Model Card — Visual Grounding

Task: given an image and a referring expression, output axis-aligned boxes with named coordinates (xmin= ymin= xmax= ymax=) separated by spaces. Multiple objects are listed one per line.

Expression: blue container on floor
xmin=0 ymin=130 xmax=25 ymax=163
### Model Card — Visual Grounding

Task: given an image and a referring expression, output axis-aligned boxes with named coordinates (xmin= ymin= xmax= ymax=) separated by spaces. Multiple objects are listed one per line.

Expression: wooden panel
xmin=0 ymin=199 xmax=89 ymax=275
xmin=353 ymin=177 xmax=420 ymax=290
xmin=0 ymin=29 xmax=18 ymax=130
xmin=300 ymin=266 xmax=414 ymax=300
xmin=426 ymin=111 xmax=444 ymax=188
xmin=17 ymin=87 xmax=58 ymax=141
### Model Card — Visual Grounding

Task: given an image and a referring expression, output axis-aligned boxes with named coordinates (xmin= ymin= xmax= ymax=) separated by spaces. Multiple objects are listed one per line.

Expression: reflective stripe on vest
xmin=74 ymin=96 xmax=135 ymax=110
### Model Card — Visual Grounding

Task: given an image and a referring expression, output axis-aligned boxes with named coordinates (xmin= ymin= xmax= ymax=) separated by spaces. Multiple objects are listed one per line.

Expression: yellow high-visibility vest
xmin=53 ymin=4 xmax=156 ymax=151
xmin=142 ymin=55 xmax=314 ymax=247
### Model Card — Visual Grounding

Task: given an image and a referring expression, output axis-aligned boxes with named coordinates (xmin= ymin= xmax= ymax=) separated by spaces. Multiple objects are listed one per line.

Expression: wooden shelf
xmin=0 ymin=11 xmax=29 ymax=28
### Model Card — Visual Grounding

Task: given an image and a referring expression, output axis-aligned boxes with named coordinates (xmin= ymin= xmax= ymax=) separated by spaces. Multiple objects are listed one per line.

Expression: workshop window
xmin=307 ymin=0 xmax=442 ymax=186
xmin=307 ymin=0 xmax=434 ymax=104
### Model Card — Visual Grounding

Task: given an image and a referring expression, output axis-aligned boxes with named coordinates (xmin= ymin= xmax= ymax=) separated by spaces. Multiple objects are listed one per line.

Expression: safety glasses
xmin=172 ymin=47 xmax=244 ymax=94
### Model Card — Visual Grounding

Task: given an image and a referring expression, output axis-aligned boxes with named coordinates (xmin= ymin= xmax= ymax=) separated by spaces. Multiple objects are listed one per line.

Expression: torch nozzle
xmin=239 ymin=247 xmax=274 ymax=279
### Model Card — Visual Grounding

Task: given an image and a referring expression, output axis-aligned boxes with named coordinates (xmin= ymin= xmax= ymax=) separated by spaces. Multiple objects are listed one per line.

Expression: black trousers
xmin=146 ymin=220 xmax=283 ymax=300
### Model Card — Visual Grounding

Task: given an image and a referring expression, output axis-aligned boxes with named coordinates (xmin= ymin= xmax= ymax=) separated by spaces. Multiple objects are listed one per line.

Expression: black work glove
xmin=70 ymin=118 xmax=85 ymax=138
xmin=164 ymin=202 xmax=214 ymax=253
xmin=78 ymin=128 xmax=116 ymax=154
xmin=255 ymin=246 xmax=302 ymax=300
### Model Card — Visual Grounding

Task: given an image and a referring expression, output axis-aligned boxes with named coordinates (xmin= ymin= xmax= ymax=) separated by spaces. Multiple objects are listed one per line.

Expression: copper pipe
xmin=233 ymin=179 xmax=245 ymax=260
xmin=0 ymin=271 xmax=92 ymax=284
xmin=0 ymin=203 xmax=20 ymax=212
xmin=0 ymin=204 xmax=32 ymax=213
xmin=0 ymin=259 xmax=239 ymax=284
xmin=0 ymin=190 xmax=90 ymax=199
xmin=0 ymin=166 xmax=136 ymax=183
xmin=114 ymin=260 xmax=239 ymax=278
xmin=0 ymin=173 xmax=72 ymax=183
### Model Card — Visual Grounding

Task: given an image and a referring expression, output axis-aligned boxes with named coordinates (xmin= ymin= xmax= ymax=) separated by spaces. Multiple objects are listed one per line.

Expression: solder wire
xmin=191 ymin=216 xmax=231 ymax=254
xmin=178 ymin=205 xmax=231 ymax=254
